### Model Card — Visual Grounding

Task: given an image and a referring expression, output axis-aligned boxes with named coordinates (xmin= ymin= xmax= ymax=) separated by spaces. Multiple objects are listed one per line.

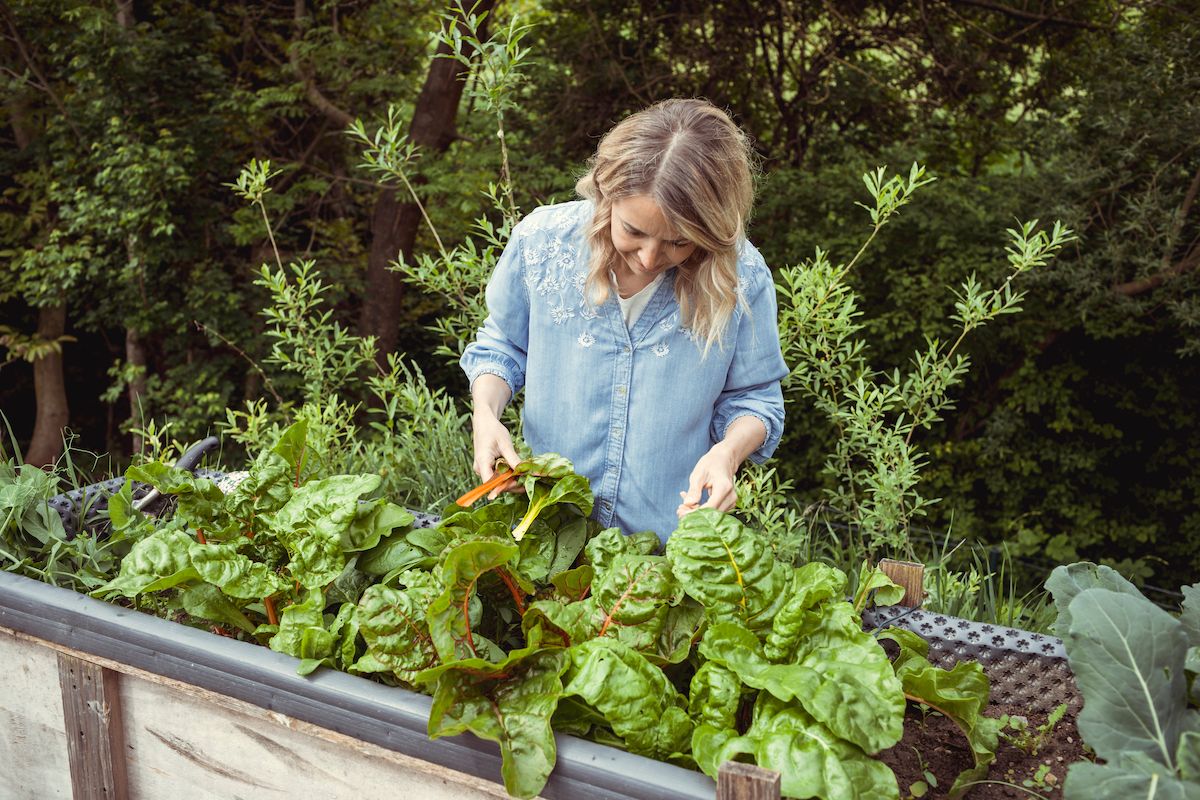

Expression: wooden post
xmin=717 ymin=761 xmax=781 ymax=799
xmin=58 ymin=653 xmax=129 ymax=800
xmin=878 ymin=558 xmax=925 ymax=607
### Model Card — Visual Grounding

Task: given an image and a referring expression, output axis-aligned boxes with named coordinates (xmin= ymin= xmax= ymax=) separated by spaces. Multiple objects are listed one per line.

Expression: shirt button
xmin=616 ymin=385 xmax=627 ymax=396
xmin=622 ymin=346 xmax=630 ymax=354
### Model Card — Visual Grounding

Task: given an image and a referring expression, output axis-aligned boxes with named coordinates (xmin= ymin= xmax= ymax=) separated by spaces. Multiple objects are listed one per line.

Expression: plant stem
xmin=495 ymin=567 xmax=526 ymax=615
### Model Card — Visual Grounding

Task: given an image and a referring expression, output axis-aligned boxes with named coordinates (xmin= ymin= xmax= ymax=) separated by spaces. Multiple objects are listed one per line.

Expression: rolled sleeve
xmin=460 ymin=223 xmax=531 ymax=397
xmin=710 ymin=259 xmax=788 ymax=463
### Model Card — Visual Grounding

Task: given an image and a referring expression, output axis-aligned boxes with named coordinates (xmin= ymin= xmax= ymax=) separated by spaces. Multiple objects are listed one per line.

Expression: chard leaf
xmin=513 ymin=474 xmax=592 ymax=541
xmin=688 ymin=661 xmax=742 ymax=730
xmin=550 ymin=564 xmax=593 ymax=601
xmin=584 ymin=527 xmax=659 ymax=574
xmin=126 ymin=462 xmax=226 ymax=524
xmin=358 ymin=532 xmax=430 ymax=576
xmin=563 ymin=639 xmax=692 ymax=759
xmin=1063 ymin=753 xmax=1200 ymax=800
xmin=1046 ymin=561 xmax=1143 ymax=639
xmin=852 ymin=562 xmax=905 ymax=613
xmin=270 ymin=419 xmax=309 ymax=475
xmin=188 ymin=540 xmax=289 ymax=599
xmin=343 ymin=501 xmax=414 ymax=553
xmin=356 ymin=583 xmax=439 ymax=683
xmin=547 ymin=516 xmax=589 ymax=577
xmin=226 ymin=450 xmax=294 ymax=530
xmin=765 ymin=562 xmax=846 ymax=662
xmin=693 ymin=694 xmax=899 ymax=800
xmin=593 ymin=555 xmax=681 ymax=632
xmin=421 ymin=644 xmax=568 ymax=800
xmin=268 ymin=474 xmax=380 ymax=588
xmin=178 ymin=583 xmax=256 ymax=634
xmin=881 ymin=628 xmax=1001 ymax=798
xmin=664 ymin=509 xmax=791 ymax=630
xmin=1063 ymin=587 xmax=1200 ymax=770
xmin=94 ymin=526 xmax=198 ymax=598
xmin=700 ymin=618 xmax=903 ymax=753
xmin=426 ymin=539 xmax=519 ymax=661
xmin=269 ymin=589 xmax=336 ymax=670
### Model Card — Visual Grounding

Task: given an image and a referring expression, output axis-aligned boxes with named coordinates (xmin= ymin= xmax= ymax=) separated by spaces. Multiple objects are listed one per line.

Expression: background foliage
xmin=2 ymin=0 xmax=1197 ymax=589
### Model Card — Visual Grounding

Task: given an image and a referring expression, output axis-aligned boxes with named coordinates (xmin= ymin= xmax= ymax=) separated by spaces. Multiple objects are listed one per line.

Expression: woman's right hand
xmin=470 ymin=374 xmax=523 ymax=498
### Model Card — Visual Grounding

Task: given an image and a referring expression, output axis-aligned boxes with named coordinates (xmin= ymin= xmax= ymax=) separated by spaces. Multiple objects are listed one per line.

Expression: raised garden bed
xmin=1 ymin=566 xmax=1090 ymax=800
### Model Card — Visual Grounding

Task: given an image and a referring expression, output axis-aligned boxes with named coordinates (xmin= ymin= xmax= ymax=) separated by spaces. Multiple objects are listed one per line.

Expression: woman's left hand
xmin=678 ymin=442 xmax=739 ymax=517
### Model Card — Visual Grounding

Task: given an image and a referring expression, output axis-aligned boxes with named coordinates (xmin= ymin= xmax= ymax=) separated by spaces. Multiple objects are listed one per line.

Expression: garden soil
xmin=877 ymin=704 xmax=1089 ymax=799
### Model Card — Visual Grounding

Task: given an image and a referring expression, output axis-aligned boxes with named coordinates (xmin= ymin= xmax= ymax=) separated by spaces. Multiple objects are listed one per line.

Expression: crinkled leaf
xmin=665 ymin=509 xmax=791 ymax=630
xmin=593 ymin=555 xmax=681 ymax=631
xmin=177 ymin=583 xmax=255 ymax=634
xmin=513 ymin=452 xmax=575 ymax=479
xmin=550 ymin=564 xmax=593 ymax=601
xmin=269 ymin=589 xmax=336 ymax=671
xmin=426 ymin=538 xmax=519 ymax=661
xmin=1046 ymin=561 xmax=1143 ymax=639
xmin=226 ymin=450 xmax=293 ymax=530
xmin=94 ymin=526 xmax=198 ymax=598
xmin=688 ymin=662 xmax=742 ymax=730
xmin=563 ymin=639 xmax=692 ymax=759
xmin=188 ymin=540 xmax=289 ymax=599
xmin=584 ymin=527 xmax=658 ymax=574
xmin=356 ymin=583 xmax=438 ymax=683
xmin=700 ymin=617 xmax=904 ymax=753
xmin=422 ymin=643 xmax=568 ymax=800
xmin=1063 ymin=752 xmax=1200 ymax=800
xmin=765 ymin=562 xmax=847 ymax=662
xmin=880 ymin=627 xmax=1001 ymax=798
xmin=693 ymin=694 xmax=899 ymax=800
xmin=1062 ymin=587 xmax=1200 ymax=770
xmin=267 ymin=475 xmax=380 ymax=588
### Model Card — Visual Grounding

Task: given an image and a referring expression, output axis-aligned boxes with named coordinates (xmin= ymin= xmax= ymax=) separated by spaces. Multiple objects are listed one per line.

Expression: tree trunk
xmin=26 ymin=304 xmax=70 ymax=468
xmin=358 ymin=0 xmax=496 ymax=363
xmin=125 ymin=327 xmax=147 ymax=455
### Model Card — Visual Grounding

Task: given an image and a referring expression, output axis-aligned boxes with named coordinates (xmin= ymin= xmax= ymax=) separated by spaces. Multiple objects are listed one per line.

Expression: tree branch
xmin=290 ymin=0 xmax=353 ymax=128
xmin=0 ymin=0 xmax=83 ymax=142
xmin=947 ymin=0 xmax=1108 ymax=30
xmin=1113 ymin=163 xmax=1200 ymax=297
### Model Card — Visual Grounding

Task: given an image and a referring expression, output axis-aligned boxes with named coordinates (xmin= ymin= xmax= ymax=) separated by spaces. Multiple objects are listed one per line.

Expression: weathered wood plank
xmin=118 ymin=671 xmax=521 ymax=799
xmin=717 ymin=761 xmax=781 ymax=800
xmin=58 ymin=652 xmax=129 ymax=800
xmin=878 ymin=558 xmax=925 ymax=607
xmin=0 ymin=629 xmax=72 ymax=799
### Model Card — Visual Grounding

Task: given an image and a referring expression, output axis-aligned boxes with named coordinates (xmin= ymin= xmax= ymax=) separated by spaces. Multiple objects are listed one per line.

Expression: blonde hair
xmin=575 ymin=98 xmax=757 ymax=354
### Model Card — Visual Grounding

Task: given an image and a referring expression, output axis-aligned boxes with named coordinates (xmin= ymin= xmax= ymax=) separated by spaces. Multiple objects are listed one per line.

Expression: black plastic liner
xmin=0 ymin=571 xmax=714 ymax=800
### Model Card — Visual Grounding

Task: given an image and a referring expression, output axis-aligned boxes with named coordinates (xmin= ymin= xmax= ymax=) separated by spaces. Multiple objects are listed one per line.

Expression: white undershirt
xmin=611 ymin=270 xmax=666 ymax=328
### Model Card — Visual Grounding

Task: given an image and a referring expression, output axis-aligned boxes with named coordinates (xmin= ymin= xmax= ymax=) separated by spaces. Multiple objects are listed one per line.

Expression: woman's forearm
xmin=471 ymin=373 xmax=513 ymax=421
xmin=713 ymin=415 xmax=768 ymax=467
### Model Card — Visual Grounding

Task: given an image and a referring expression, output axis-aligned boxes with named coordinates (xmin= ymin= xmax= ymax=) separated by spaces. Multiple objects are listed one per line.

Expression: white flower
xmin=653 ymin=343 xmax=670 ymax=358
xmin=580 ymin=306 xmax=599 ymax=320
xmin=551 ymin=304 xmax=575 ymax=325
xmin=577 ymin=332 xmax=596 ymax=348
xmin=658 ymin=318 xmax=675 ymax=332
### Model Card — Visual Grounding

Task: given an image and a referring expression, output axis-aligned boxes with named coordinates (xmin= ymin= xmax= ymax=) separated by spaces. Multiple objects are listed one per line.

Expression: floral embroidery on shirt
xmin=577 ymin=332 xmax=595 ymax=348
xmin=653 ymin=343 xmax=670 ymax=358
xmin=551 ymin=304 xmax=575 ymax=325
xmin=658 ymin=318 xmax=675 ymax=332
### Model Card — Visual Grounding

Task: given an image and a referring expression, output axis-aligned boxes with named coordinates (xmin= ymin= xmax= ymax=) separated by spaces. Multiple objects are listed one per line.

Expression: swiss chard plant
xmin=85 ymin=428 xmax=1003 ymax=800
xmin=1047 ymin=563 xmax=1200 ymax=799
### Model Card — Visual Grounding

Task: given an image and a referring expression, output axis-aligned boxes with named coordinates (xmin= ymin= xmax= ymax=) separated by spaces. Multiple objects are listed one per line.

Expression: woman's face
xmin=610 ymin=195 xmax=698 ymax=280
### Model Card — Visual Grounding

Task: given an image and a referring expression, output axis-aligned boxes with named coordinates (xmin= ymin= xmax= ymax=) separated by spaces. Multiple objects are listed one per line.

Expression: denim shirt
xmin=460 ymin=200 xmax=787 ymax=542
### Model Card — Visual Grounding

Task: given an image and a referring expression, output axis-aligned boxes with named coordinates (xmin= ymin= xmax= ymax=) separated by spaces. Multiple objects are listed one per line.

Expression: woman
xmin=460 ymin=98 xmax=787 ymax=542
